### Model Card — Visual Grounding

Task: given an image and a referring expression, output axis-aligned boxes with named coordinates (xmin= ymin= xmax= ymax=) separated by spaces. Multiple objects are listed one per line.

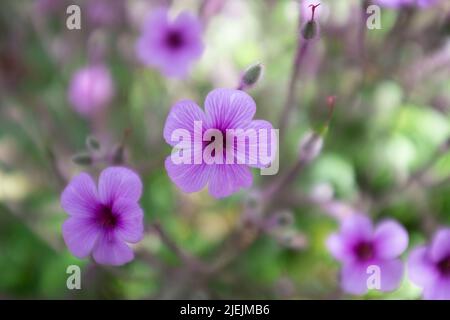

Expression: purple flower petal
xmin=112 ymin=198 xmax=144 ymax=243
xmin=205 ymin=89 xmax=256 ymax=130
xmin=407 ymin=246 xmax=438 ymax=287
xmin=62 ymin=217 xmax=100 ymax=258
xmin=92 ymin=232 xmax=134 ymax=266
xmin=377 ymin=259 xmax=404 ymax=292
xmin=165 ymin=156 xmax=210 ymax=193
xmin=163 ymin=99 xmax=207 ymax=147
xmin=172 ymin=12 xmax=203 ymax=58
xmin=341 ymin=214 xmax=373 ymax=244
xmin=423 ymin=277 xmax=450 ymax=300
xmin=326 ymin=232 xmax=348 ymax=262
xmin=135 ymin=8 xmax=169 ymax=67
xmin=207 ymin=164 xmax=252 ymax=198
xmin=374 ymin=220 xmax=409 ymax=259
xmin=430 ymin=228 xmax=450 ymax=262
xmin=61 ymin=173 xmax=99 ymax=217
xmin=341 ymin=262 xmax=369 ymax=295
xmin=98 ymin=167 xmax=142 ymax=206
xmin=234 ymin=120 xmax=276 ymax=168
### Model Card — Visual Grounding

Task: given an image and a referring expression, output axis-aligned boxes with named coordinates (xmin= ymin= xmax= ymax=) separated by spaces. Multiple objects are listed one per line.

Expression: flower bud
xmin=299 ymin=131 xmax=323 ymax=163
xmin=86 ymin=136 xmax=101 ymax=151
xmin=239 ymin=63 xmax=263 ymax=90
xmin=301 ymin=20 xmax=317 ymax=40
xmin=72 ymin=152 xmax=93 ymax=166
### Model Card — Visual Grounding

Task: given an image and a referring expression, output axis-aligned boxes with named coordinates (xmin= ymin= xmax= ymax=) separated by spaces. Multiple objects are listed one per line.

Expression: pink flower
xmin=136 ymin=8 xmax=204 ymax=78
xmin=163 ymin=88 xmax=276 ymax=198
xmin=61 ymin=167 xmax=144 ymax=266
xmin=327 ymin=214 xmax=409 ymax=295
xmin=68 ymin=65 xmax=115 ymax=117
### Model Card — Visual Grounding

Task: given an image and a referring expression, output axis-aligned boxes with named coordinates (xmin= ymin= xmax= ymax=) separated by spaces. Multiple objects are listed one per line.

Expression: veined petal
xmin=61 ymin=172 xmax=99 ymax=218
xmin=98 ymin=167 xmax=142 ymax=206
xmin=62 ymin=217 xmax=100 ymax=258
xmin=163 ymin=100 xmax=206 ymax=147
xmin=207 ymin=164 xmax=252 ymax=198
xmin=165 ymin=155 xmax=210 ymax=193
xmin=92 ymin=232 xmax=134 ymax=266
xmin=232 ymin=119 xmax=276 ymax=168
xmin=205 ymin=88 xmax=256 ymax=130
xmin=113 ymin=198 xmax=144 ymax=243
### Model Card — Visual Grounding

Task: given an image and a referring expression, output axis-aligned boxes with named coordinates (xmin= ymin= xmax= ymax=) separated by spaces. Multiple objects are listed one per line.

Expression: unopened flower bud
xmin=72 ymin=152 xmax=93 ymax=166
xmin=239 ymin=63 xmax=263 ymax=90
xmin=86 ymin=136 xmax=101 ymax=151
xmin=299 ymin=131 xmax=323 ymax=163
xmin=301 ymin=20 xmax=317 ymax=40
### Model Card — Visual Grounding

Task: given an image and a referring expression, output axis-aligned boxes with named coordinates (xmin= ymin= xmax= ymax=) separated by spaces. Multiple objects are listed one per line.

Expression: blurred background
xmin=0 ymin=0 xmax=449 ymax=299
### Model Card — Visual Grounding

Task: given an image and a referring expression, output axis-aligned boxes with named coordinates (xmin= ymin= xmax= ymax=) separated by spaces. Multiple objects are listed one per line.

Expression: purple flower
xmin=375 ymin=0 xmax=439 ymax=8
xmin=163 ymin=88 xmax=276 ymax=198
xmin=327 ymin=214 xmax=409 ymax=295
xmin=136 ymin=8 xmax=204 ymax=78
xmin=408 ymin=228 xmax=450 ymax=300
xmin=61 ymin=167 xmax=144 ymax=266
xmin=68 ymin=65 xmax=115 ymax=117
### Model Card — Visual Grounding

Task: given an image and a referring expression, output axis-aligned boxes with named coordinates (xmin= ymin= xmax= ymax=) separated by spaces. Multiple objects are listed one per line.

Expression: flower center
xmin=437 ymin=256 xmax=450 ymax=276
xmin=97 ymin=205 xmax=118 ymax=229
xmin=354 ymin=241 xmax=374 ymax=261
xmin=165 ymin=30 xmax=184 ymax=50
xmin=206 ymin=131 xmax=227 ymax=157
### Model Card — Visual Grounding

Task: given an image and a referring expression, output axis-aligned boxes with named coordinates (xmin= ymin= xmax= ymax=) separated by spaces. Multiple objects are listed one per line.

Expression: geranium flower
xmin=163 ymin=88 xmax=276 ymax=198
xmin=327 ymin=214 xmax=409 ymax=295
xmin=68 ymin=64 xmax=115 ymax=117
xmin=61 ymin=167 xmax=144 ymax=266
xmin=408 ymin=228 xmax=450 ymax=300
xmin=136 ymin=8 xmax=204 ymax=78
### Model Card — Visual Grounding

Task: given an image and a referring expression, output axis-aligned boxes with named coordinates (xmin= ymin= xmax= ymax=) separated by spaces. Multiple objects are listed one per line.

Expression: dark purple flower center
xmin=165 ymin=30 xmax=184 ymax=50
xmin=354 ymin=241 xmax=375 ymax=261
xmin=97 ymin=205 xmax=118 ymax=229
xmin=437 ymin=256 xmax=450 ymax=276
xmin=206 ymin=131 xmax=227 ymax=157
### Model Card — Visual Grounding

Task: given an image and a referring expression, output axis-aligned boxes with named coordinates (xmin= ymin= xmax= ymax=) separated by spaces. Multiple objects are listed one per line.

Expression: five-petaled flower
xmin=61 ymin=167 xmax=144 ymax=266
xmin=163 ymin=88 xmax=276 ymax=199
xmin=408 ymin=228 xmax=450 ymax=300
xmin=326 ymin=214 xmax=409 ymax=295
xmin=136 ymin=8 xmax=204 ymax=78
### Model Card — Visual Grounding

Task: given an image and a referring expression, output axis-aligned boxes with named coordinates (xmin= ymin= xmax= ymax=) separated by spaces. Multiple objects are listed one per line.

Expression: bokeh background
xmin=0 ymin=0 xmax=450 ymax=299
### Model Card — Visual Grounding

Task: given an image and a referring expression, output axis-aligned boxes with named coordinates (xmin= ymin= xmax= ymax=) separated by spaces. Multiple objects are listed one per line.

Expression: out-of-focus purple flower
xmin=61 ymin=167 xmax=144 ymax=266
xmin=327 ymin=214 xmax=408 ymax=295
xmin=68 ymin=65 xmax=114 ymax=117
xmin=163 ymin=88 xmax=276 ymax=198
xmin=135 ymin=8 xmax=204 ymax=78
xmin=375 ymin=0 xmax=439 ymax=8
xmin=408 ymin=228 xmax=450 ymax=300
